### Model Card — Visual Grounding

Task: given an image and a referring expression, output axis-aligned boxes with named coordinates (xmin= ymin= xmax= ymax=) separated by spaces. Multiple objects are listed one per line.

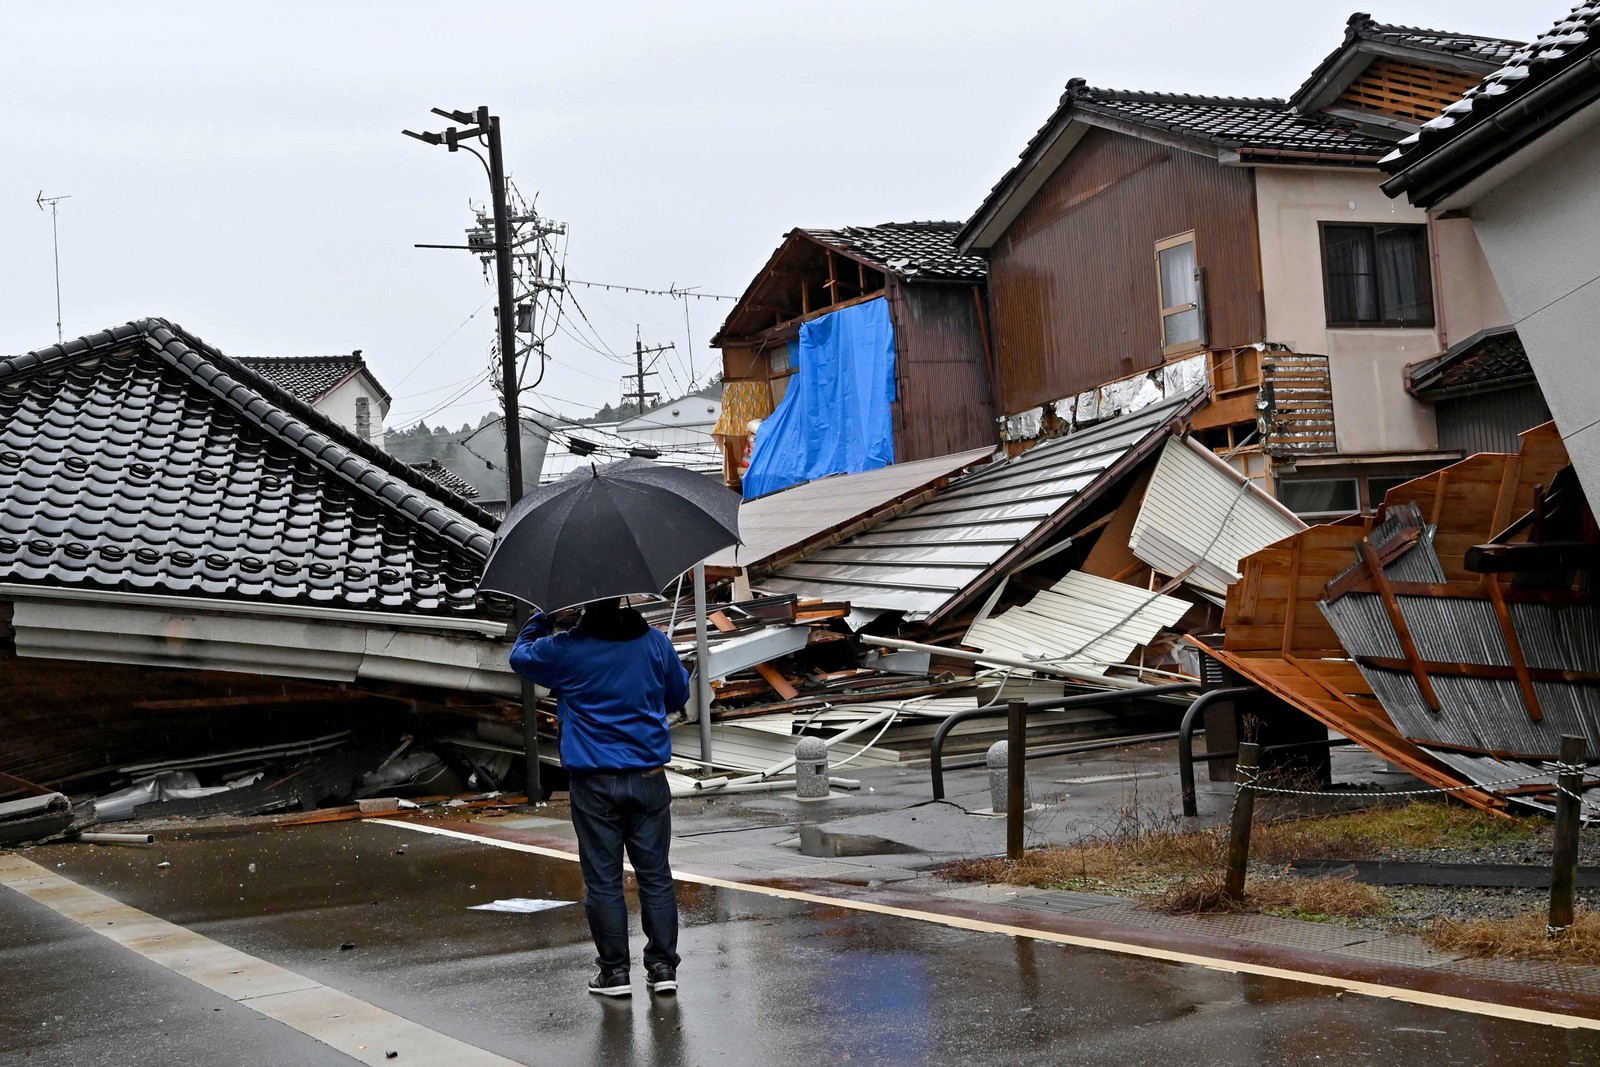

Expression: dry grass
xmin=944 ymin=826 xmax=1223 ymax=893
xmin=1430 ymin=910 xmax=1600 ymax=965
xmin=1155 ymin=872 xmax=1387 ymax=921
xmin=1247 ymin=800 xmax=1534 ymax=862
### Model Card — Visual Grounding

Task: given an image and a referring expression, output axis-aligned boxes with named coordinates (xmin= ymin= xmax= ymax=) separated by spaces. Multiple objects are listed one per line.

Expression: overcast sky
xmin=1 ymin=1 xmax=1534 ymax=429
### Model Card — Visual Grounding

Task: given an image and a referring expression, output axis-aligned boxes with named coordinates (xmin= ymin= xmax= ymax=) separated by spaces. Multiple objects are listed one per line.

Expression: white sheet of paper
xmin=468 ymin=897 xmax=574 ymax=914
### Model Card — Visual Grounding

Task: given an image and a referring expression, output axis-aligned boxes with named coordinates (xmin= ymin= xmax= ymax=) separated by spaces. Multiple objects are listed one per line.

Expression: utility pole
xmin=405 ymin=106 xmax=555 ymax=804
xmin=624 ymin=327 xmax=672 ymax=416
xmin=404 ymin=106 xmax=526 ymax=505
xmin=36 ymin=192 xmax=69 ymax=343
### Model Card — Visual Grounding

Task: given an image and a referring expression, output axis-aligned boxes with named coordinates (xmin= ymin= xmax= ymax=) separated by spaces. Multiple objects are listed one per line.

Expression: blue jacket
xmin=509 ymin=611 xmax=690 ymax=773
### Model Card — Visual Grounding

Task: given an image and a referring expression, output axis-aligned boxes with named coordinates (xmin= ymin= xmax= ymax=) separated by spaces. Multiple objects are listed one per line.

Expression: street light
xmin=403 ymin=105 xmax=524 ymax=508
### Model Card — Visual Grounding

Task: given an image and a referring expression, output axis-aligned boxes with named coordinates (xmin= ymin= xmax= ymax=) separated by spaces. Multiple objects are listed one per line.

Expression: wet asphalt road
xmin=5 ymin=821 xmax=1599 ymax=1066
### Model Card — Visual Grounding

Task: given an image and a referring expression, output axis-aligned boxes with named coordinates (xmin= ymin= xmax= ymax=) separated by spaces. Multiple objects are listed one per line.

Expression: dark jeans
xmin=568 ymin=769 xmax=679 ymax=974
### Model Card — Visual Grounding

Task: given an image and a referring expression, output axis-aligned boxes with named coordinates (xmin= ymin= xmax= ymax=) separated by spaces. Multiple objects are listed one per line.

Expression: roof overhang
xmin=0 ymin=583 xmax=518 ymax=696
xmin=1382 ymin=56 xmax=1600 ymax=209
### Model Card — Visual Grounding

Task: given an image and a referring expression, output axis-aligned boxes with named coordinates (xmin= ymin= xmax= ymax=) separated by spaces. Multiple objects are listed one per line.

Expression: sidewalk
xmin=488 ymin=738 xmax=1600 ymax=1018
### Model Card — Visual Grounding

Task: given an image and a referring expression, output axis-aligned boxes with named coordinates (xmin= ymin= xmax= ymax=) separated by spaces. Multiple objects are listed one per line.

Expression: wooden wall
xmin=985 ymin=126 xmax=1265 ymax=415
xmin=888 ymin=281 xmax=997 ymax=460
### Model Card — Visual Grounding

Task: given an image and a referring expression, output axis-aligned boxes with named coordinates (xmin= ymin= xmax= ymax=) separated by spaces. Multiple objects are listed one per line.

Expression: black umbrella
xmin=479 ymin=457 xmax=742 ymax=611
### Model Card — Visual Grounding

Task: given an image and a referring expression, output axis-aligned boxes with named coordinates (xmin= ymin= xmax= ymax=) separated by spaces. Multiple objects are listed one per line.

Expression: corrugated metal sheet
xmin=1435 ymin=384 xmax=1553 ymax=456
xmin=985 ymin=127 xmax=1264 ymax=415
xmin=1128 ymin=437 xmax=1305 ymax=595
xmin=758 ymin=392 xmax=1194 ymax=619
xmin=704 ymin=448 xmax=992 ymax=572
xmin=1319 ymin=533 xmax=1600 ymax=760
xmin=964 ymin=571 xmax=1189 ymax=677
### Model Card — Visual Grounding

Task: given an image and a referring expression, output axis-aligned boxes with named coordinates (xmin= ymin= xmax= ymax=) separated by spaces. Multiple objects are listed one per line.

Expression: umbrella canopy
xmin=480 ymin=457 xmax=741 ymax=610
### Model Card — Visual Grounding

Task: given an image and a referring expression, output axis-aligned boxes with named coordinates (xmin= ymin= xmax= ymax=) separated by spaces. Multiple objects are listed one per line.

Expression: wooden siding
xmin=888 ymin=281 xmax=997 ymax=460
xmin=1336 ymin=57 xmax=1483 ymax=124
xmin=985 ymin=127 xmax=1264 ymax=415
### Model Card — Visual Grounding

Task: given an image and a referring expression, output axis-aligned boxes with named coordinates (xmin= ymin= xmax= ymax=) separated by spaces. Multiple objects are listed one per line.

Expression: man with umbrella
xmin=488 ymin=458 xmax=742 ymax=999
xmin=511 ymin=598 xmax=690 ymax=998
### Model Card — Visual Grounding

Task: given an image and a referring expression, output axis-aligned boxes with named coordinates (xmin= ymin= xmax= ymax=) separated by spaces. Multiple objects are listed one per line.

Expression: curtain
xmin=1323 ymin=225 xmax=1377 ymax=324
xmin=1376 ymin=226 xmax=1430 ymax=325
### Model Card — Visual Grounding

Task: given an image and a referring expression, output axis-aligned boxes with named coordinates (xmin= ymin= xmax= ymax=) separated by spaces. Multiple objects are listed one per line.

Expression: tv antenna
xmin=36 ymin=191 xmax=70 ymax=343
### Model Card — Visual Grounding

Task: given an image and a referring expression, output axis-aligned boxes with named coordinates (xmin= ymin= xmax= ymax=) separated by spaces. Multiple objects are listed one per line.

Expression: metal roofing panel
xmin=964 ymin=571 xmax=1189 ymax=677
xmin=705 ymin=448 xmax=990 ymax=570
xmin=1128 ymin=437 xmax=1304 ymax=595
xmin=760 ymin=393 xmax=1192 ymax=619
xmin=1320 ymin=534 xmax=1600 ymax=759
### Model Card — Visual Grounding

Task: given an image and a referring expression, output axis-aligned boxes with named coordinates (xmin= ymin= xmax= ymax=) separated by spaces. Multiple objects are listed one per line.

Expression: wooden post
xmin=1224 ymin=741 xmax=1261 ymax=902
xmin=1549 ymin=734 xmax=1586 ymax=936
xmin=1006 ymin=698 xmax=1027 ymax=861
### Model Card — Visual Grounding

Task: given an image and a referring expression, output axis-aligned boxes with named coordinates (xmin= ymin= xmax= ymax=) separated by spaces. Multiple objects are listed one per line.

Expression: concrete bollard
xmin=987 ymin=740 xmax=1030 ymax=813
xmin=795 ymin=737 xmax=831 ymax=800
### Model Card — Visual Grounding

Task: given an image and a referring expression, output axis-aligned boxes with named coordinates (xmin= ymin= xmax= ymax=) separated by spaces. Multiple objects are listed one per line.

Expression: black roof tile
xmin=412 ymin=459 xmax=480 ymax=499
xmin=802 ymin=222 xmax=988 ymax=282
xmin=0 ymin=320 xmax=495 ymax=614
xmin=1407 ymin=326 xmax=1534 ymax=395
xmin=237 ymin=354 xmax=390 ymax=405
xmin=1070 ymin=84 xmax=1395 ymax=157
xmin=1381 ymin=2 xmax=1600 ymax=188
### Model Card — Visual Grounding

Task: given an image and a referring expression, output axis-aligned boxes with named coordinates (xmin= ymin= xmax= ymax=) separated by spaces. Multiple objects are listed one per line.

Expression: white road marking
xmin=374 ymin=818 xmax=1600 ymax=1033
xmin=0 ymin=852 xmax=527 ymax=1067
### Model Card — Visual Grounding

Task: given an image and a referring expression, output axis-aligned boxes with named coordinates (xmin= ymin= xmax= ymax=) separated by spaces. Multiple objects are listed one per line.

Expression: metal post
xmin=1549 ymin=734 xmax=1586 ymax=936
xmin=1178 ymin=686 xmax=1257 ymax=817
xmin=1223 ymin=741 xmax=1260 ymax=902
xmin=1006 ymin=698 xmax=1026 ymax=861
xmin=693 ymin=562 xmax=714 ymax=764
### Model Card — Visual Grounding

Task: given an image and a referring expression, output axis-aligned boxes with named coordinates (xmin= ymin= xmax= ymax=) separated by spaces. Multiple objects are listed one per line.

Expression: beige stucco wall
xmin=1253 ymin=167 xmax=1506 ymax=456
xmin=320 ymin=374 xmax=389 ymax=451
xmin=1468 ymin=104 xmax=1600 ymax=518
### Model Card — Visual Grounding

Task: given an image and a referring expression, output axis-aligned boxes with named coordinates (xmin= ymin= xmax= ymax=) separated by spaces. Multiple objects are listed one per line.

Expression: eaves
xmin=1382 ymin=51 xmax=1600 ymax=208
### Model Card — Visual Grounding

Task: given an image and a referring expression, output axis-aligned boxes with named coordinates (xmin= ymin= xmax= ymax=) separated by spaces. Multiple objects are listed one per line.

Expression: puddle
xmin=794 ymin=826 xmax=921 ymax=858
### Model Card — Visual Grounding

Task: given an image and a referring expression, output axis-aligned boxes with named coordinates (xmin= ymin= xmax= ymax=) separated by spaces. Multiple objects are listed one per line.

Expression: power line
xmin=566 ymin=278 xmax=738 ymax=301
xmin=391 ymin=300 xmax=492 ymax=390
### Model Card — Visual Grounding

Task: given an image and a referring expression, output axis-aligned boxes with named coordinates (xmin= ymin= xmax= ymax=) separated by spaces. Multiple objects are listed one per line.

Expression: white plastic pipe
xmin=73 ymin=832 xmax=154 ymax=845
xmin=673 ymin=776 xmax=860 ymax=799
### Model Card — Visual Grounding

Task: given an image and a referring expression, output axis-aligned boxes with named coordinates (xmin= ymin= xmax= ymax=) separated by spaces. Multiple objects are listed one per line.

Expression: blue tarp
xmin=741 ymin=297 xmax=897 ymax=500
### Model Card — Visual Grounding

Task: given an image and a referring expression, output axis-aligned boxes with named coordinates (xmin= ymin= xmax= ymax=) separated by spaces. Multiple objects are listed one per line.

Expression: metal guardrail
xmin=927 ymin=683 xmax=1201 ymax=859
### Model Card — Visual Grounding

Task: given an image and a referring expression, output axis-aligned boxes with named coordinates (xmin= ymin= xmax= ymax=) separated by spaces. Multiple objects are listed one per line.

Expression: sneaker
xmin=645 ymin=964 xmax=677 ymax=995
xmin=587 ymin=969 xmax=631 ymax=998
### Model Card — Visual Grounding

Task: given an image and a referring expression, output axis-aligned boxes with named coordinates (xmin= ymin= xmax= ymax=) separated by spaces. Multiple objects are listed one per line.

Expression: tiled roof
xmin=0 ymin=320 xmax=495 ymax=614
xmin=238 ymin=354 xmax=388 ymax=405
xmin=1294 ymin=11 xmax=1524 ymax=111
xmin=1407 ymin=326 xmax=1534 ymax=395
xmin=1071 ymin=84 xmax=1396 ymax=159
xmin=960 ymin=80 xmax=1392 ymax=250
xmin=802 ymin=222 xmax=988 ymax=282
xmin=411 ymin=458 xmax=480 ymax=498
xmin=1381 ymin=2 xmax=1600 ymax=197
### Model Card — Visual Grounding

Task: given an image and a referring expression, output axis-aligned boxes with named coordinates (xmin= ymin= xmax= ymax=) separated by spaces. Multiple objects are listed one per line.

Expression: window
xmin=1278 ymin=477 xmax=1359 ymax=520
xmin=1156 ymin=233 xmax=1205 ymax=354
xmin=1321 ymin=223 xmax=1434 ymax=327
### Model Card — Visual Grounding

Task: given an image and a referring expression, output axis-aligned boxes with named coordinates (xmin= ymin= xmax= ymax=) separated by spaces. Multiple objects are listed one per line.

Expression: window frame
xmin=1154 ymin=231 xmax=1206 ymax=356
xmin=1318 ymin=221 xmax=1436 ymax=329
xmin=1277 ymin=476 xmax=1361 ymax=521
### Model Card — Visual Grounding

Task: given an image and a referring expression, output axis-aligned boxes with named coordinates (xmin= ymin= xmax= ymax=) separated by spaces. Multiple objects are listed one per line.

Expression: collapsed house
xmin=1209 ymin=423 xmax=1597 ymax=814
xmin=0 ymin=319 xmax=527 ymax=822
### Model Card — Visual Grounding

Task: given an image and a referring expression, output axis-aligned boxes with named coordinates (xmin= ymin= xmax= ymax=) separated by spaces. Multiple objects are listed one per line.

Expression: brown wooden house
xmin=711 ymin=222 xmax=995 ymax=491
xmin=955 ymin=13 xmax=1542 ymax=519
